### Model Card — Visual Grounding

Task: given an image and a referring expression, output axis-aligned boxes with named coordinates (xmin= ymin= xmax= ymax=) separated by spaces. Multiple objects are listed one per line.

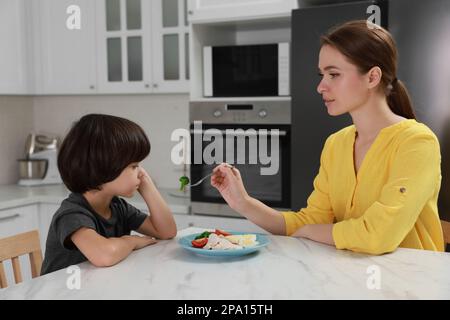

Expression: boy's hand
xmin=137 ymin=167 xmax=154 ymax=192
xmin=124 ymin=234 xmax=157 ymax=250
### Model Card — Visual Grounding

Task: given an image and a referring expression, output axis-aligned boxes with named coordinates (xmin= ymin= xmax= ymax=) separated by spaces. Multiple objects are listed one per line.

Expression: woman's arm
xmin=71 ymin=227 xmax=157 ymax=267
xmin=211 ymin=163 xmax=286 ymax=235
xmin=211 ymin=135 xmax=335 ymax=237
xmin=291 ymin=224 xmax=335 ymax=246
xmin=136 ymin=168 xmax=177 ymax=239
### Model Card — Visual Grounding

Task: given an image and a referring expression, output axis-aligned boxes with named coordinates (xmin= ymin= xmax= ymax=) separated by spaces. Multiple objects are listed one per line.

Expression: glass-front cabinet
xmin=96 ymin=0 xmax=151 ymax=93
xmin=150 ymin=0 xmax=190 ymax=92
xmin=96 ymin=0 xmax=189 ymax=93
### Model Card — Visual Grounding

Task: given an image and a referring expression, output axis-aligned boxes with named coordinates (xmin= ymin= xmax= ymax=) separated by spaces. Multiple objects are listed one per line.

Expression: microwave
xmin=203 ymin=43 xmax=290 ymax=97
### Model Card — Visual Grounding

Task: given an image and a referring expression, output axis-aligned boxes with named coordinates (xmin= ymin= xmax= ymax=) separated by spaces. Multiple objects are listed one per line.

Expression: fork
xmin=186 ymin=164 xmax=235 ymax=188
xmin=186 ymin=172 xmax=214 ymax=188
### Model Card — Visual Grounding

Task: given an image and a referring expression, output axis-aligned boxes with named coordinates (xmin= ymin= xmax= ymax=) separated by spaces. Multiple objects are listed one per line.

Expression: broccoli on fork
xmin=179 ymin=176 xmax=190 ymax=191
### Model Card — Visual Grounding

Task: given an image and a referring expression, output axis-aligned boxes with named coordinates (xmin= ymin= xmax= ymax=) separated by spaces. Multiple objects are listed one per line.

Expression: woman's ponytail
xmin=387 ymin=79 xmax=416 ymax=119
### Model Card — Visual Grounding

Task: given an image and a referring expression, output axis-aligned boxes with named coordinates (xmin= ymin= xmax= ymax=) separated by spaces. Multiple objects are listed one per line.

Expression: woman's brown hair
xmin=58 ymin=114 xmax=151 ymax=193
xmin=320 ymin=20 xmax=416 ymax=119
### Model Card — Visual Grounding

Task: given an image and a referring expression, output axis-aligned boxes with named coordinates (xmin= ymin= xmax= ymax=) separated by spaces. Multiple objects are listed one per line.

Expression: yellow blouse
xmin=283 ymin=119 xmax=444 ymax=254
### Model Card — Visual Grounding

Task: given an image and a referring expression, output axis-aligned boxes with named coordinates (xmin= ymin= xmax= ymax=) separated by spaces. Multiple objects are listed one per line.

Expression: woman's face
xmin=317 ymin=45 xmax=370 ymax=116
xmin=104 ymin=162 xmax=141 ymax=197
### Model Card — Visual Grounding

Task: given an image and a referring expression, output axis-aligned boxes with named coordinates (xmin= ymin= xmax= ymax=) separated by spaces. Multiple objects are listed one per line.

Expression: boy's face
xmin=103 ymin=162 xmax=141 ymax=197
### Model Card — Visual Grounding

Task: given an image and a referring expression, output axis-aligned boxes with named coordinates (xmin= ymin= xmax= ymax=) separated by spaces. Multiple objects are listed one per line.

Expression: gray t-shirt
xmin=41 ymin=193 xmax=148 ymax=275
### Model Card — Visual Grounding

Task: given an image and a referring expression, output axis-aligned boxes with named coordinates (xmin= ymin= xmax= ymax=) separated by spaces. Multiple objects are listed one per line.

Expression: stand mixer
xmin=17 ymin=133 xmax=63 ymax=186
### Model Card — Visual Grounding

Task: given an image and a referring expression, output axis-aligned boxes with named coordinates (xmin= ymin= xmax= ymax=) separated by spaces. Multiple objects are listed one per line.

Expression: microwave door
xmin=203 ymin=44 xmax=284 ymax=97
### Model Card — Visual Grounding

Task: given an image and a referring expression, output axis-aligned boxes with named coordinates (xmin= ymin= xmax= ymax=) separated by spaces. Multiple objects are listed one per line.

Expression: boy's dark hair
xmin=58 ymin=114 xmax=150 ymax=193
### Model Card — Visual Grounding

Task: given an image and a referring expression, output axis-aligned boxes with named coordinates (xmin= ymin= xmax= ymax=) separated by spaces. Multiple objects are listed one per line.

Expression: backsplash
xmin=0 ymin=96 xmax=34 ymax=184
xmin=0 ymin=94 xmax=189 ymax=188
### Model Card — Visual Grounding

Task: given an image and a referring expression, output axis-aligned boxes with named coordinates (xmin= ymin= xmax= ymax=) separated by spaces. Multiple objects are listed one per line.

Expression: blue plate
xmin=178 ymin=232 xmax=270 ymax=257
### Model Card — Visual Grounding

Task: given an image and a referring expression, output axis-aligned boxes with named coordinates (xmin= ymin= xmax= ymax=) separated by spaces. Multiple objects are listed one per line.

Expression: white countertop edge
xmin=0 ymin=186 xmax=190 ymax=215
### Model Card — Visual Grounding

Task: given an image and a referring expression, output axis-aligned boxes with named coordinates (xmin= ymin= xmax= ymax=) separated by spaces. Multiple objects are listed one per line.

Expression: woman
xmin=211 ymin=20 xmax=444 ymax=255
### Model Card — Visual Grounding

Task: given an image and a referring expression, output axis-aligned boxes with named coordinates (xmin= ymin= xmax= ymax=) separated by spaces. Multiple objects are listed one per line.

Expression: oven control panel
xmin=190 ymin=100 xmax=291 ymax=124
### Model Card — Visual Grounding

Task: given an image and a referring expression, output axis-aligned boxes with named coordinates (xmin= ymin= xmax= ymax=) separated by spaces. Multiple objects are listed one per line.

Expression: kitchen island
xmin=1 ymin=227 xmax=449 ymax=299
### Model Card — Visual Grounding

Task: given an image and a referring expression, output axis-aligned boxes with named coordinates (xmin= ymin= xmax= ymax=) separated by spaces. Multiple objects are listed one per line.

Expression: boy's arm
xmin=71 ymin=227 xmax=156 ymax=267
xmin=136 ymin=168 xmax=177 ymax=239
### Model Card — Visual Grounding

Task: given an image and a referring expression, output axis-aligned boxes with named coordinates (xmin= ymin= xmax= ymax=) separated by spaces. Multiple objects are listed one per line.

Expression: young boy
xmin=41 ymin=114 xmax=177 ymax=275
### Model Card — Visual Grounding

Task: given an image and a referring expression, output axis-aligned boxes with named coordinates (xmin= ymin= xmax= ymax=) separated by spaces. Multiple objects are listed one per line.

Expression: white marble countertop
xmin=1 ymin=227 xmax=449 ymax=299
xmin=0 ymin=184 xmax=190 ymax=215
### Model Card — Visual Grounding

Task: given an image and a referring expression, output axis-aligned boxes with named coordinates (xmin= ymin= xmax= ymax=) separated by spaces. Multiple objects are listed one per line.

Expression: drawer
xmin=0 ymin=205 xmax=39 ymax=238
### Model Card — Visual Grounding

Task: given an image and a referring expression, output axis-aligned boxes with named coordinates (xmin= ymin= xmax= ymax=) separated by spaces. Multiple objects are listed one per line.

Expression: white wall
xmin=32 ymin=94 xmax=190 ymax=189
xmin=0 ymin=96 xmax=34 ymax=184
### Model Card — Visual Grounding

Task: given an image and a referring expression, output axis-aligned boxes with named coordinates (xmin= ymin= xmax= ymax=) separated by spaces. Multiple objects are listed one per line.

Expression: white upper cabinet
xmin=0 ymin=0 xmax=190 ymax=95
xmin=96 ymin=0 xmax=152 ymax=93
xmin=150 ymin=0 xmax=190 ymax=93
xmin=0 ymin=0 xmax=32 ymax=94
xmin=96 ymin=0 xmax=189 ymax=93
xmin=34 ymin=0 xmax=97 ymax=94
xmin=187 ymin=0 xmax=298 ymax=23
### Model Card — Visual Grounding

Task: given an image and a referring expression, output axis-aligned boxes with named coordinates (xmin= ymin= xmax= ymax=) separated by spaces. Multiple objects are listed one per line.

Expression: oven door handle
xmin=190 ymin=129 xmax=287 ymax=136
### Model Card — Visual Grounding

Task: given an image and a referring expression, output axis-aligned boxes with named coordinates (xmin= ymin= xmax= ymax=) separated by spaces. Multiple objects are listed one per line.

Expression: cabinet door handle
xmin=188 ymin=222 xmax=194 ymax=227
xmin=0 ymin=214 xmax=20 ymax=222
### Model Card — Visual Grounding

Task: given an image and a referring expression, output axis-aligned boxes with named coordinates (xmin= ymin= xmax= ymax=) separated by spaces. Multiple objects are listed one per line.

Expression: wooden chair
xmin=0 ymin=230 xmax=43 ymax=289
xmin=442 ymin=220 xmax=450 ymax=246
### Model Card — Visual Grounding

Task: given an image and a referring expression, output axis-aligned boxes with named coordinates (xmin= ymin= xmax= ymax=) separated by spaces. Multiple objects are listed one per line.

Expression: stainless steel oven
xmin=189 ymin=100 xmax=291 ymax=217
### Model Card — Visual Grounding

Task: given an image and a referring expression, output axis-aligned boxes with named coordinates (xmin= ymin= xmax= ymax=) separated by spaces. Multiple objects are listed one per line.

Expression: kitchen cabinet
xmin=0 ymin=0 xmax=32 ymax=94
xmin=0 ymin=203 xmax=60 ymax=286
xmin=1 ymin=0 xmax=189 ymax=95
xmin=150 ymin=0 xmax=190 ymax=92
xmin=96 ymin=0 xmax=189 ymax=93
xmin=187 ymin=0 xmax=298 ymax=23
xmin=0 ymin=205 xmax=39 ymax=243
xmin=33 ymin=0 xmax=97 ymax=94
xmin=0 ymin=205 xmax=39 ymax=286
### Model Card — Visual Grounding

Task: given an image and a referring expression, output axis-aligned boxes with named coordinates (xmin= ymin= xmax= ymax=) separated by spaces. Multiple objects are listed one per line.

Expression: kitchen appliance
xmin=290 ymin=0 xmax=450 ymax=222
xmin=203 ymin=43 xmax=290 ymax=97
xmin=17 ymin=133 xmax=62 ymax=186
xmin=190 ymin=100 xmax=291 ymax=217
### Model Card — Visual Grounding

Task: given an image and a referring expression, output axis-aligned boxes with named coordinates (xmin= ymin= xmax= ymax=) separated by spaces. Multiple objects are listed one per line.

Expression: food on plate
xmin=191 ymin=238 xmax=208 ymax=248
xmin=224 ymin=234 xmax=258 ymax=247
xmin=194 ymin=229 xmax=231 ymax=240
xmin=190 ymin=229 xmax=259 ymax=250
xmin=179 ymin=176 xmax=190 ymax=191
